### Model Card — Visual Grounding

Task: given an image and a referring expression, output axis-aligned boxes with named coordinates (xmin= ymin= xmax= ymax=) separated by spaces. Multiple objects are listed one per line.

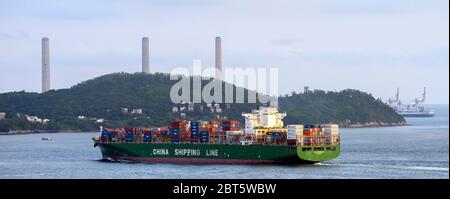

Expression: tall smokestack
xmin=42 ymin=37 xmax=50 ymax=92
xmin=215 ymin=37 xmax=222 ymax=80
xmin=142 ymin=37 xmax=150 ymax=73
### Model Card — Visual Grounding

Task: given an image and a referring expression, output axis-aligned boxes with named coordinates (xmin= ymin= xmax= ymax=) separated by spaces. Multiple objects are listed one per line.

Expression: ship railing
xmin=104 ymin=137 xmax=297 ymax=146
xmin=301 ymin=135 xmax=340 ymax=146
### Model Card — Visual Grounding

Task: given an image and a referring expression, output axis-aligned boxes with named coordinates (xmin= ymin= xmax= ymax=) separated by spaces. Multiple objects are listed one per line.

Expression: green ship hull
xmin=96 ymin=142 xmax=340 ymax=164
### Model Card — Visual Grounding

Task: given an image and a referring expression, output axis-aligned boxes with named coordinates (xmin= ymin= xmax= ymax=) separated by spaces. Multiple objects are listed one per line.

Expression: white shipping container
xmin=296 ymin=134 xmax=304 ymax=144
xmin=323 ymin=127 xmax=338 ymax=131
xmin=324 ymin=129 xmax=339 ymax=134
xmin=324 ymin=124 xmax=340 ymax=144
xmin=322 ymin=124 xmax=339 ymax=130
xmin=287 ymin=125 xmax=303 ymax=139
xmin=324 ymin=125 xmax=339 ymax=131
xmin=324 ymin=132 xmax=339 ymax=139
xmin=324 ymin=133 xmax=339 ymax=143
xmin=226 ymin=130 xmax=244 ymax=136
xmin=287 ymin=125 xmax=303 ymax=130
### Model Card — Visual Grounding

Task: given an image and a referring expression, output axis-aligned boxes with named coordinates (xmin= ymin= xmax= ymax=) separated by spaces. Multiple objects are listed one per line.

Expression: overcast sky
xmin=0 ymin=0 xmax=448 ymax=104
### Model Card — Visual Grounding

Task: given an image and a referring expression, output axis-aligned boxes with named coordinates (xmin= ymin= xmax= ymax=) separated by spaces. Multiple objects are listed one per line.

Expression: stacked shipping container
xmin=287 ymin=125 xmax=303 ymax=145
xmin=222 ymin=120 xmax=239 ymax=131
xmin=323 ymin=124 xmax=339 ymax=145
xmin=99 ymin=120 xmax=338 ymax=146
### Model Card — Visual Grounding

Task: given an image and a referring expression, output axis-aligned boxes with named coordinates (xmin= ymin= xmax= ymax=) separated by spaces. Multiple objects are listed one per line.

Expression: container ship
xmin=93 ymin=106 xmax=341 ymax=164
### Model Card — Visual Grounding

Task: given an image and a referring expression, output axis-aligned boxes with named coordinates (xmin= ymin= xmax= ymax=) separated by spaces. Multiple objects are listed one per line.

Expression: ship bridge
xmin=242 ymin=106 xmax=287 ymax=134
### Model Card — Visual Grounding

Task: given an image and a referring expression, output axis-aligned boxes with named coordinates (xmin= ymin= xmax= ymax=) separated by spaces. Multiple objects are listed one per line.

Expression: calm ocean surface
xmin=0 ymin=105 xmax=448 ymax=179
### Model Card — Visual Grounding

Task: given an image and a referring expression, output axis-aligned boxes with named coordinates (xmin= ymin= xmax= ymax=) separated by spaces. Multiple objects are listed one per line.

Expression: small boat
xmin=42 ymin=137 xmax=53 ymax=141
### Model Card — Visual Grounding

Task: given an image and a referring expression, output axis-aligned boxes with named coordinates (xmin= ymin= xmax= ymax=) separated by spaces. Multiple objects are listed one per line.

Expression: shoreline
xmin=0 ymin=122 xmax=407 ymax=135
xmin=340 ymin=121 xmax=408 ymax=128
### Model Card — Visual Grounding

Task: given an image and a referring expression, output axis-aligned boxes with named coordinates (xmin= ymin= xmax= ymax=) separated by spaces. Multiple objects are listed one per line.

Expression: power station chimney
xmin=42 ymin=37 xmax=50 ymax=92
xmin=215 ymin=37 xmax=222 ymax=80
xmin=142 ymin=37 xmax=150 ymax=73
xmin=395 ymin=87 xmax=400 ymax=102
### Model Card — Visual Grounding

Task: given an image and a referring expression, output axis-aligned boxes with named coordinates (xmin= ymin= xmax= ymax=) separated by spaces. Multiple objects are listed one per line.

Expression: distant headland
xmin=0 ymin=72 xmax=406 ymax=133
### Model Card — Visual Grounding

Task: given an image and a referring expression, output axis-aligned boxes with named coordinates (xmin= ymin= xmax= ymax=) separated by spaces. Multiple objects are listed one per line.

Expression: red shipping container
xmin=101 ymin=136 xmax=109 ymax=142
xmin=142 ymin=129 xmax=151 ymax=135
xmin=171 ymin=120 xmax=188 ymax=129
xmin=287 ymin=139 xmax=296 ymax=145
xmin=303 ymin=131 xmax=312 ymax=136
xmin=222 ymin=120 xmax=239 ymax=124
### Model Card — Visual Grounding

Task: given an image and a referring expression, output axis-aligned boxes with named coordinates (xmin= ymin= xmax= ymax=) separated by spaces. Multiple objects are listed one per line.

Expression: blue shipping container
xmin=143 ymin=135 xmax=152 ymax=142
xmin=101 ymin=130 xmax=110 ymax=136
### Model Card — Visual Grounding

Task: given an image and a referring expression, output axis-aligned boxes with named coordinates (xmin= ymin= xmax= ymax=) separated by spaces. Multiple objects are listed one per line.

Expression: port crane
xmin=386 ymin=87 xmax=434 ymax=117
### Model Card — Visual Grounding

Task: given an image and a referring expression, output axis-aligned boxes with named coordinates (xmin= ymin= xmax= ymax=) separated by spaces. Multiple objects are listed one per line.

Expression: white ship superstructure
xmin=241 ymin=106 xmax=287 ymax=134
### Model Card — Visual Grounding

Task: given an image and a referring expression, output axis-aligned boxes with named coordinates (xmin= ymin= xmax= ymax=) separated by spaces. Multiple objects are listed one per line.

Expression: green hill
xmin=0 ymin=72 xmax=405 ymax=132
